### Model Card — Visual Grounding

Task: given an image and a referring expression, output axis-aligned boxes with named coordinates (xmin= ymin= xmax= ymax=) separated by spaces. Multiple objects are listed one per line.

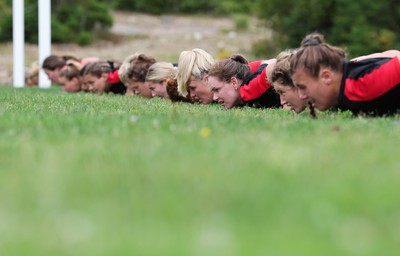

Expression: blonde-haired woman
xmin=145 ymin=62 xmax=177 ymax=99
xmin=176 ymin=48 xmax=214 ymax=104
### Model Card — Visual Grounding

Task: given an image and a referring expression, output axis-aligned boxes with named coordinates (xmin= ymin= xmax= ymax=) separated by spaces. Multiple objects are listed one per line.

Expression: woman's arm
xmin=352 ymin=50 xmax=400 ymax=62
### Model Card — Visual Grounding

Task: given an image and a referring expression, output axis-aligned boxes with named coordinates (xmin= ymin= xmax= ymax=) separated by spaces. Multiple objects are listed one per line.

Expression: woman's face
xmin=208 ymin=76 xmax=240 ymax=109
xmin=84 ymin=74 xmax=108 ymax=94
xmin=80 ymin=76 xmax=90 ymax=92
xmin=44 ymin=68 xmax=61 ymax=84
xmin=188 ymin=76 xmax=213 ymax=104
xmin=148 ymin=80 xmax=168 ymax=98
xmin=128 ymin=81 xmax=152 ymax=98
xmin=274 ymin=82 xmax=307 ymax=113
xmin=59 ymin=76 xmax=81 ymax=93
xmin=292 ymin=68 xmax=338 ymax=111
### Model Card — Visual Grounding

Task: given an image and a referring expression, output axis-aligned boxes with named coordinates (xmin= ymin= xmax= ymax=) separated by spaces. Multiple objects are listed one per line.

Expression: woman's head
xmin=58 ymin=60 xmax=82 ymax=93
xmin=81 ymin=61 xmax=113 ymax=94
xmin=119 ymin=53 xmax=156 ymax=98
xmin=42 ymin=55 xmax=78 ymax=84
xmin=176 ymin=48 xmax=214 ymax=104
xmin=146 ymin=62 xmax=176 ymax=98
xmin=166 ymin=78 xmax=193 ymax=103
xmin=290 ymin=33 xmax=347 ymax=110
xmin=79 ymin=64 xmax=90 ymax=92
xmin=207 ymin=54 xmax=250 ymax=109
xmin=26 ymin=61 xmax=39 ymax=86
xmin=269 ymin=50 xmax=307 ymax=113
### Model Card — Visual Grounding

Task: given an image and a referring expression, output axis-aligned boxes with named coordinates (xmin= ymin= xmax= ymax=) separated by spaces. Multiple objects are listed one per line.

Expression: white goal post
xmin=38 ymin=0 xmax=51 ymax=88
xmin=12 ymin=0 xmax=24 ymax=87
xmin=13 ymin=0 xmax=52 ymax=88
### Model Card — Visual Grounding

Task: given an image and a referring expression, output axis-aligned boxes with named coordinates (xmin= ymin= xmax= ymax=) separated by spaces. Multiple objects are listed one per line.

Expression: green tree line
xmin=111 ymin=0 xmax=255 ymax=14
xmin=256 ymin=0 xmax=400 ymax=56
xmin=0 ymin=0 xmax=398 ymax=56
xmin=0 ymin=0 xmax=112 ymax=45
xmin=0 ymin=0 xmax=254 ymax=45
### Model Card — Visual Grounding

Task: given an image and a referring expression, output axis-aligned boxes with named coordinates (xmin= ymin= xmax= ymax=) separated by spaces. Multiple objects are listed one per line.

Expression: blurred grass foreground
xmin=1 ymin=86 xmax=400 ymax=255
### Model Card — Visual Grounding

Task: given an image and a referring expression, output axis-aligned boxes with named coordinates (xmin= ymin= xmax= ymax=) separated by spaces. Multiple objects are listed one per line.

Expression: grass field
xmin=1 ymin=86 xmax=400 ymax=255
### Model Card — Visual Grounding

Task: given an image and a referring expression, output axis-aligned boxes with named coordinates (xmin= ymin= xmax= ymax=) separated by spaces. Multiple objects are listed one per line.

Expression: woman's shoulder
xmin=351 ymin=50 xmax=400 ymax=62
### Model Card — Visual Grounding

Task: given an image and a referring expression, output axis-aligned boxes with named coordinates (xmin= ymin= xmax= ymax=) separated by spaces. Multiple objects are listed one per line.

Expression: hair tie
xmin=107 ymin=61 xmax=115 ymax=71
xmin=303 ymin=38 xmax=320 ymax=47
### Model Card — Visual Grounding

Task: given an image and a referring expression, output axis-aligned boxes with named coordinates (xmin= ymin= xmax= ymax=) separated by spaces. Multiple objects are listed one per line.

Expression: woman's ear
xmin=320 ymin=68 xmax=333 ymax=86
xmin=101 ymin=72 xmax=109 ymax=80
xmin=231 ymin=76 xmax=240 ymax=90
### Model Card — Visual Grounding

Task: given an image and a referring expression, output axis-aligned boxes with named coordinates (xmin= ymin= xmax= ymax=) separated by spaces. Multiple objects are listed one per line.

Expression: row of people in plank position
xmin=32 ymin=32 xmax=400 ymax=116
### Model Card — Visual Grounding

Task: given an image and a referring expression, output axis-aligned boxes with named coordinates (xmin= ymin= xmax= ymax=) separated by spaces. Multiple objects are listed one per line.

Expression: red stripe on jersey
xmin=107 ymin=69 xmax=121 ymax=84
xmin=249 ymin=60 xmax=262 ymax=72
xmin=240 ymin=66 xmax=272 ymax=101
xmin=345 ymin=57 xmax=400 ymax=101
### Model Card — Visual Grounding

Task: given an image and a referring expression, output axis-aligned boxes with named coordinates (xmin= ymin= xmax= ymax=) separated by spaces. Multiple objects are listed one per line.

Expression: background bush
xmin=255 ymin=0 xmax=400 ymax=57
xmin=0 ymin=0 xmax=112 ymax=45
xmin=111 ymin=0 xmax=254 ymax=15
xmin=0 ymin=0 xmax=398 ymax=55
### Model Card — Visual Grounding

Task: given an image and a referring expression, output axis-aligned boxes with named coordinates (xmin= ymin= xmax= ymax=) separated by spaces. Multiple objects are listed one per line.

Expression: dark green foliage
xmin=329 ymin=0 xmax=398 ymax=57
xmin=50 ymin=0 xmax=113 ymax=44
xmin=255 ymin=0 xmax=400 ymax=57
xmin=0 ymin=0 xmax=112 ymax=45
xmin=0 ymin=11 xmax=12 ymax=42
xmin=76 ymin=31 xmax=93 ymax=46
xmin=218 ymin=0 xmax=255 ymax=14
xmin=2 ymin=0 xmax=398 ymax=54
xmin=113 ymin=0 xmax=216 ymax=14
xmin=0 ymin=0 xmax=16 ymax=41
xmin=0 ymin=0 xmax=255 ymax=44
xmin=112 ymin=0 xmax=255 ymax=15
xmin=0 ymin=0 xmax=40 ymax=42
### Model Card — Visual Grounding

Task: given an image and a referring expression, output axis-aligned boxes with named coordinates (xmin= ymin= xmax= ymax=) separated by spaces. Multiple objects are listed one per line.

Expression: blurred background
xmin=0 ymin=0 xmax=399 ymax=84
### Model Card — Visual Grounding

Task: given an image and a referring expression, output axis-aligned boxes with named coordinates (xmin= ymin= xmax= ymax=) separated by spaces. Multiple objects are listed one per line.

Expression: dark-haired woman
xmin=58 ymin=60 xmax=82 ymax=93
xmin=42 ymin=55 xmax=99 ymax=85
xmin=81 ymin=61 xmax=126 ymax=95
xmin=290 ymin=32 xmax=400 ymax=116
xmin=207 ymin=54 xmax=281 ymax=109
xmin=119 ymin=53 xmax=156 ymax=98
xmin=269 ymin=49 xmax=308 ymax=113
xmin=42 ymin=55 xmax=78 ymax=84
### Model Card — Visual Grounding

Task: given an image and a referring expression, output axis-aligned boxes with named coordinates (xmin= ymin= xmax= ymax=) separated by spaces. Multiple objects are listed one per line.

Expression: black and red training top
xmin=107 ymin=69 xmax=126 ymax=95
xmin=338 ymin=57 xmax=400 ymax=116
xmin=239 ymin=61 xmax=281 ymax=108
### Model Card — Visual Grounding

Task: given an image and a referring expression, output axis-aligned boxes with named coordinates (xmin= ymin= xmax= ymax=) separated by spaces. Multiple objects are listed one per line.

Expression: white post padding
xmin=12 ymin=0 xmax=25 ymax=88
xmin=38 ymin=0 xmax=52 ymax=88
